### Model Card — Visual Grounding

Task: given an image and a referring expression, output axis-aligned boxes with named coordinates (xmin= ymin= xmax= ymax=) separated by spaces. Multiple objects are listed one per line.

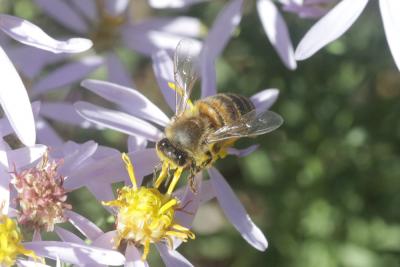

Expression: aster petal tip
xmin=294 ymin=0 xmax=368 ymax=60
xmin=0 ymin=14 xmax=93 ymax=53
xmin=379 ymin=0 xmax=400 ymax=71
xmin=0 ymin=46 xmax=36 ymax=146
xmin=208 ymin=167 xmax=269 ymax=251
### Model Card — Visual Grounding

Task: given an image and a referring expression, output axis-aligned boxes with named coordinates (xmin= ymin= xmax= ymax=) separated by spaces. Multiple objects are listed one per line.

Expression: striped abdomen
xmin=196 ymin=93 xmax=255 ymax=130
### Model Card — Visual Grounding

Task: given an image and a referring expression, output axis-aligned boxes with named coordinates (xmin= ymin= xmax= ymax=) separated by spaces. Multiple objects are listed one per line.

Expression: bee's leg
xmin=167 ymin=167 xmax=183 ymax=195
xmin=216 ymin=143 xmax=234 ymax=159
xmin=202 ymin=151 xmax=213 ymax=168
xmin=187 ymin=167 xmax=198 ymax=193
xmin=154 ymin=162 xmax=169 ymax=189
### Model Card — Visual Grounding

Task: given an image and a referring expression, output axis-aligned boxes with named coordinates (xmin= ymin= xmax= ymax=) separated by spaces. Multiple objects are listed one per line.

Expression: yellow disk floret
xmin=103 ymin=153 xmax=195 ymax=260
xmin=0 ymin=215 xmax=37 ymax=266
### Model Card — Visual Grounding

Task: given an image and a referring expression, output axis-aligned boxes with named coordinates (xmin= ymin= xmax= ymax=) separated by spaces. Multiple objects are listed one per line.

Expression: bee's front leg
xmin=154 ymin=162 xmax=169 ymax=188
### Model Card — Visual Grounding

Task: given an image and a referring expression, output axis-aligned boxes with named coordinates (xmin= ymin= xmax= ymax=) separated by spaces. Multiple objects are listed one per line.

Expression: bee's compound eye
xmin=158 ymin=138 xmax=169 ymax=149
xmin=176 ymin=151 xmax=187 ymax=166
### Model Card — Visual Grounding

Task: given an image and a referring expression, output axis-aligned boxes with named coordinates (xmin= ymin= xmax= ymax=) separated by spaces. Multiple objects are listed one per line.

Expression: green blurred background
xmin=3 ymin=0 xmax=400 ymax=266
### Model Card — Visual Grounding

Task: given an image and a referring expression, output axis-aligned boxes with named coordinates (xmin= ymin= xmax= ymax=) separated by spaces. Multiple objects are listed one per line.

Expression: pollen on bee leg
xmin=166 ymin=168 xmax=183 ymax=195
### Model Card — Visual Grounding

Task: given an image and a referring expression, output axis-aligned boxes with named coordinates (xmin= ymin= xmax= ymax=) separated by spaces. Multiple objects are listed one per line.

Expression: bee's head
xmin=156 ymin=138 xmax=190 ymax=168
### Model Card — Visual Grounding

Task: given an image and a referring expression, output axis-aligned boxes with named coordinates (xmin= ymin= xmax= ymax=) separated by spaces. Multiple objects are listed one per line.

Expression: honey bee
xmin=155 ymin=40 xmax=283 ymax=193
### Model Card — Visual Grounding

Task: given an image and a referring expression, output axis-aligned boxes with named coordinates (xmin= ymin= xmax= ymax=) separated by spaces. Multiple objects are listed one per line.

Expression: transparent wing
xmin=174 ymin=39 xmax=200 ymax=116
xmin=206 ymin=110 xmax=284 ymax=143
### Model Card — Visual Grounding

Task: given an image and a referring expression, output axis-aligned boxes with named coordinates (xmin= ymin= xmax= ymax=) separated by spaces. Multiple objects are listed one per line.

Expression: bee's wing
xmin=206 ymin=110 xmax=283 ymax=143
xmin=174 ymin=39 xmax=200 ymax=116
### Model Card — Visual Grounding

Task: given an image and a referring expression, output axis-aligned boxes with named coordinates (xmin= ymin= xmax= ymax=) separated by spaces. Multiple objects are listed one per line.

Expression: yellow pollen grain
xmin=102 ymin=154 xmax=195 ymax=260
xmin=0 ymin=215 xmax=38 ymax=266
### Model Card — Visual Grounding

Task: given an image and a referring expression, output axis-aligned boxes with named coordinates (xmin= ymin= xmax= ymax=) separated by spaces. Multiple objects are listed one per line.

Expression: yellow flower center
xmin=90 ymin=0 xmax=125 ymax=53
xmin=103 ymin=154 xmax=195 ymax=260
xmin=0 ymin=215 xmax=37 ymax=266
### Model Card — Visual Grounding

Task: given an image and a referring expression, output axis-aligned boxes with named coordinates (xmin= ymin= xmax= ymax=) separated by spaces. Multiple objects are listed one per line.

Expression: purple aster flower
xmin=23 ymin=0 xmax=243 ymax=148
xmin=74 ymin=78 xmax=275 ymax=252
xmin=295 ymin=0 xmax=400 ymax=71
xmin=0 ymin=176 xmax=125 ymax=266
xmin=0 ymin=138 xmax=149 ymax=243
xmin=54 ymin=153 xmax=202 ymax=266
xmin=0 ymin=14 xmax=93 ymax=147
xmin=73 ymin=36 xmax=279 ymax=250
xmin=151 ymin=0 xmax=298 ymax=69
xmin=26 ymin=0 xmax=204 ymax=90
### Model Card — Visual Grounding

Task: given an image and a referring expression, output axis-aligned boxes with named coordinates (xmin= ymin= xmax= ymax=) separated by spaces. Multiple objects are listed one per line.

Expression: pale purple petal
xmin=66 ymin=210 xmax=104 ymax=241
xmin=106 ymin=52 xmax=134 ymax=87
xmin=92 ymin=230 xmax=117 ymax=249
xmin=71 ymin=0 xmax=97 ymax=22
xmin=0 ymin=14 xmax=92 ymax=52
xmin=134 ymin=17 xmax=203 ymax=37
xmin=31 ymin=56 xmax=103 ymax=97
xmin=40 ymin=102 xmax=94 ymax=128
xmin=227 ymin=144 xmax=259 ymax=158
xmin=152 ymin=50 xmax=175 ymax=111
xmin=17 ymin=259 xmax=51 ymax=267
xmin=208 ymin=167 xmax=268 ymax=251
xmin=199 ymin=180 xmax=215 ymax=203
xmin=0 ymin=98 xmax=38 ymax=137
xmin=104 ymin=0 xmax=129 ymax=16
xmin=58 ymin=141 xmax=98 ymax=175
xmin=250 ymin=88 xmax=279 ymax=112
xmin=379 ymin=0 xmax=400 ymax=71
xmin=156 ymin=243 xmax=193 ymax=267
xmin=55 ymin=226 xmax=86 ymax=244
xmin=127 ymin=136 xmax=148 ymax=152
xmin=0 ymin=168 xmax=10 ymax=215
xmin=200 ymin=0 xmax=243 ymax=97
xmin=7 ymin=207 xmax=18 ymax=217
xmin=203 ymin=0 xmax=243 ymax=59
xmin=81 ymin=79 xmax=169 ymax=126
xmin=74 ymin=101 xmax=164 ymax=142
xmin=122 ymin=25 xmax=201 ymax=55
xmin=24 ymin=241 xmax=125 ymax=265
xmin=33 ymin=229 xmax=41 ymax=241
xmin=6 ymin=46 xmax=67 ymax=79
xmin=86 ymin=180 xmax=116 ymax=203
xmin=32 ymin=0 xmax=88 ymax=33
xmin=0 ymin=149 xmax=9 ymax=168
xmin=125 ymin=244 xmax=149 ymax=267
xmin=200 ymin=52 xmax=217 ymax=98
xmin=0 ymin=46 xmax=36 ymax=146
xmin=295 ymin=0 xmax=369 ymax=60
xmin=149 ymin=0 xmax=208 ymax=8
xmin=93 ymin=145 xmax=120 ymax=160
xmin=282 ymin=2 xmax=328 ymax=18
xmin=174 ymin=173 xmax=202 ymax=229
xmin=36 ymin=118 xmax=64 ymax=147
xmin=6 ymin=145 xmax=47 ymax=170
xmin=65 ymin=149 xmax=158 ymax=189
xmin=175 ymin=180 xmax=215 ymax=205
xmin=256 ymin=0 xmax=297 ymax=69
